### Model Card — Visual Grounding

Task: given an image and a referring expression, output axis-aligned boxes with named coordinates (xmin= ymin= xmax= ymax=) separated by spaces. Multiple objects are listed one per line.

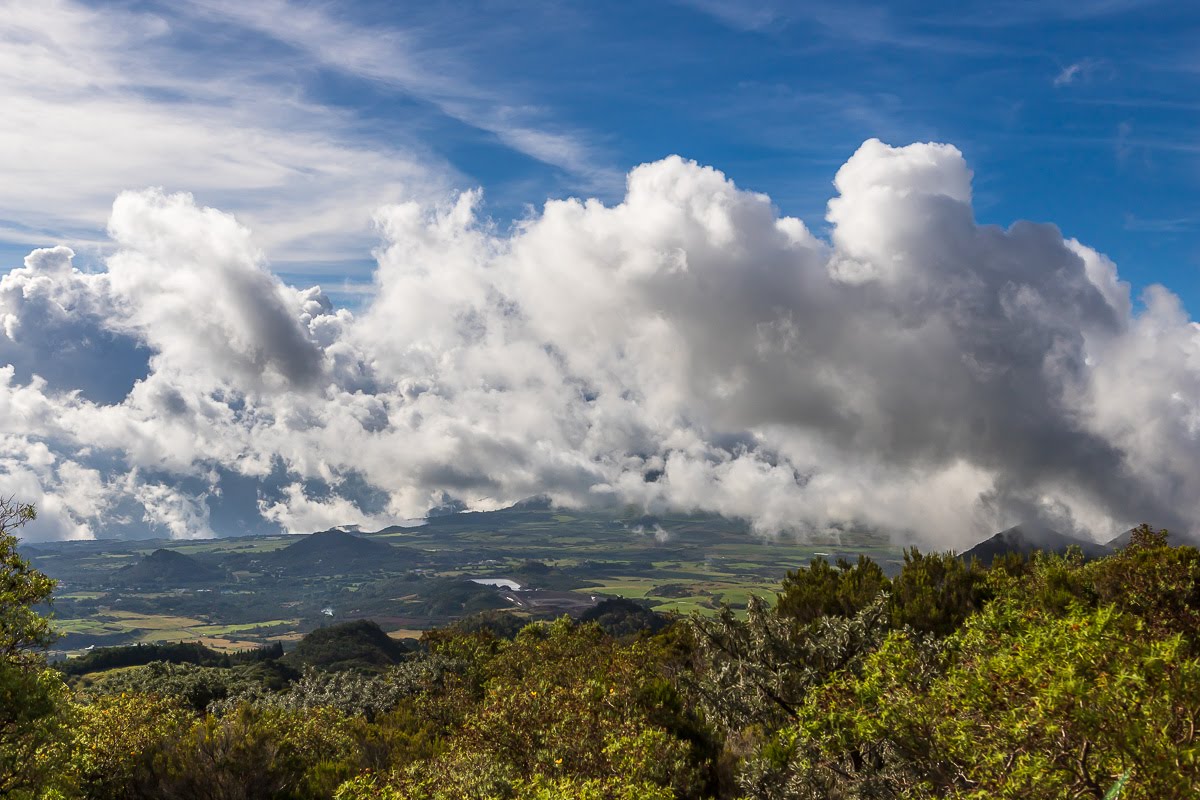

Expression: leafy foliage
xmin=0 ymin=500 xmax=70 ymax=798
xmin=378 ymin=617 xmax=713 ymax=799
xmin=886 ymin=547 xmax=990 ymax=636
xmin=66 ymin=692 xmax=194 ymax=800
xmin=144 ymin=705 xmax=360 ymax=800
xmin=286 ymin=619 xmax=413 ymax=672
xmin=578 ymin=597 xmax=669 ymax=637
xmin=61 ymin=640 xmax=284 ymax=676
xmin=775 ymin=555 xmax=889 ymax=626
xmin=85 ymin=660 xmax=292 ymax=712
xmin=1089 ymin=524 xmax=1200 ymax=642
xmin=796 ymin=592 xmax=1200 ymax=798
xmin=4 ymin=503 xmax=1200 ymax=799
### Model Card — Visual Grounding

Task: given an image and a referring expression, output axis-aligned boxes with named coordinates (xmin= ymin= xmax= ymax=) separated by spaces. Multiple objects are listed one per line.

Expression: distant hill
xmin=268 ymin=529 xmax=416 ymax=574
xmin=960 ymin=524 xmax=1111 ymax=566
xmin=401 ymin=578 xmax=512 ymax=617
xmin=580 ymin=597 xmax=669 ymax=637
xmin=1103 ymin=526 xmax=1198 ymax=550
xmin=373 ymin=524 xmax=417 ymax=535
xmin=115 ymin=548 xmax=224 ymax=586
xmin=1105 ymin=528 xmax=1138 ymax=549
xmin=285 ymin=619 xmax=412 ymax=671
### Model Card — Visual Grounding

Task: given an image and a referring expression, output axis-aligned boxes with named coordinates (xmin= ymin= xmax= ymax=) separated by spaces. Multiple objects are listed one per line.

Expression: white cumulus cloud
xmin=1 ymin=140 xmax=1198 ymax=547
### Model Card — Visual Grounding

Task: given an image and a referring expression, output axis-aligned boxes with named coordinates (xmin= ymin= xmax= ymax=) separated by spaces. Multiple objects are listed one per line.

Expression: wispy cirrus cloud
xmin=0 ymin=0 xmax=616 ymax=280
xmin=676 ymin=0 xmax=1015 ymax=55
xmin=0 ymin=0 xmax=450 ymax=271
xmin=1054 ymin=58 xmax=1107 ymax=87
xmin=1122 ymin=214 xmax=1198 ymax=233
xmin=1055 ymin=63 xmax=1086 ymax=87
xmin=181 ymin=0 xmax=619 ymax=191
xmin=675 ymin=0 xmax=784 ymax=31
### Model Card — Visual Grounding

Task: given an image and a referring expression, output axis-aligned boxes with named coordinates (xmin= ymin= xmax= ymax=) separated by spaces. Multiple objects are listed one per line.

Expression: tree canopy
xmin=2 ymin=505 xmax=1197 ymax=799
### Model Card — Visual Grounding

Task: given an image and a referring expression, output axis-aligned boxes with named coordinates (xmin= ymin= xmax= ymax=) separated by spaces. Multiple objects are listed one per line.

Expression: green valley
xmin=23 ymin=504 xmax=900 ymax=658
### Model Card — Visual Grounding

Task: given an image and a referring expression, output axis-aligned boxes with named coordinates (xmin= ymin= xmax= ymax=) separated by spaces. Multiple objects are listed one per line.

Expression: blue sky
xmin=2 ymin=0 xmax=1199 ymax=311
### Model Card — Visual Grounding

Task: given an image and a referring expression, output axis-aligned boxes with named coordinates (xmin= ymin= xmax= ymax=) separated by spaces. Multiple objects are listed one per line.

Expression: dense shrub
xmin=6 ymin=505 xmax=1200 ymax=799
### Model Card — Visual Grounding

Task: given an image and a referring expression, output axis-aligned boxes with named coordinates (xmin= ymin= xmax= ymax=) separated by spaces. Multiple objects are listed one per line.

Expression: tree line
xmin=2 ymin=498 xmax=1197 ymax=799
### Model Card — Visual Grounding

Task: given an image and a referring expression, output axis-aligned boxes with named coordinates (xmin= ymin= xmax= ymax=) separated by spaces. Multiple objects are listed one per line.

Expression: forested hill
xmin=4 ymin=502 xmax=1200 ymax=799
xmin=114 ymin=548 xmax=225 ymax=586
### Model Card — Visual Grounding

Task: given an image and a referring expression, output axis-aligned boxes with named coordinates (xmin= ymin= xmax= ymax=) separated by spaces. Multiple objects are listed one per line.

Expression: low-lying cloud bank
xmin=3 ymin=139 xmax=1198 ymax=545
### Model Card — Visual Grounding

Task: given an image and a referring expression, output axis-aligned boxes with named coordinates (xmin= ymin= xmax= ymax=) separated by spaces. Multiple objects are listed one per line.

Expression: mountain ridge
xmin=959 ymin=524 xmax=1112 ymax=566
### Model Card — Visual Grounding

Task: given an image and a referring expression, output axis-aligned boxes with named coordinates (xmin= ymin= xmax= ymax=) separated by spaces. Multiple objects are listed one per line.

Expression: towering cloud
xmin=2 ymin=140 xmax=1197 ymax=545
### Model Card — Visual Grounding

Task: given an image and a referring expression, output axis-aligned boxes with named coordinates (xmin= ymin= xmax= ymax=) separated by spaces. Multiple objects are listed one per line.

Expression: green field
xmin=25 ymin=504 xmax=902 ymax=658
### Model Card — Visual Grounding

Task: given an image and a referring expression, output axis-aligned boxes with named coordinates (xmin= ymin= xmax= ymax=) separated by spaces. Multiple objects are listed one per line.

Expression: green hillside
xmin=5 ymin=498 xmax=1198 ymax=799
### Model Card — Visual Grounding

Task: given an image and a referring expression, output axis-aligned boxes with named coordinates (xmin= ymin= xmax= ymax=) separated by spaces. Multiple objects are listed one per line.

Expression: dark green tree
xmin=1088 ymin=524 xmax=1200 ymax=643
xmin=888 ymin=548 xmax=990 ymax=636
xmin=0 ymin=500 xmax=70 ymax=796
xmin=776 ymin=555 xmax=890 ymax=626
